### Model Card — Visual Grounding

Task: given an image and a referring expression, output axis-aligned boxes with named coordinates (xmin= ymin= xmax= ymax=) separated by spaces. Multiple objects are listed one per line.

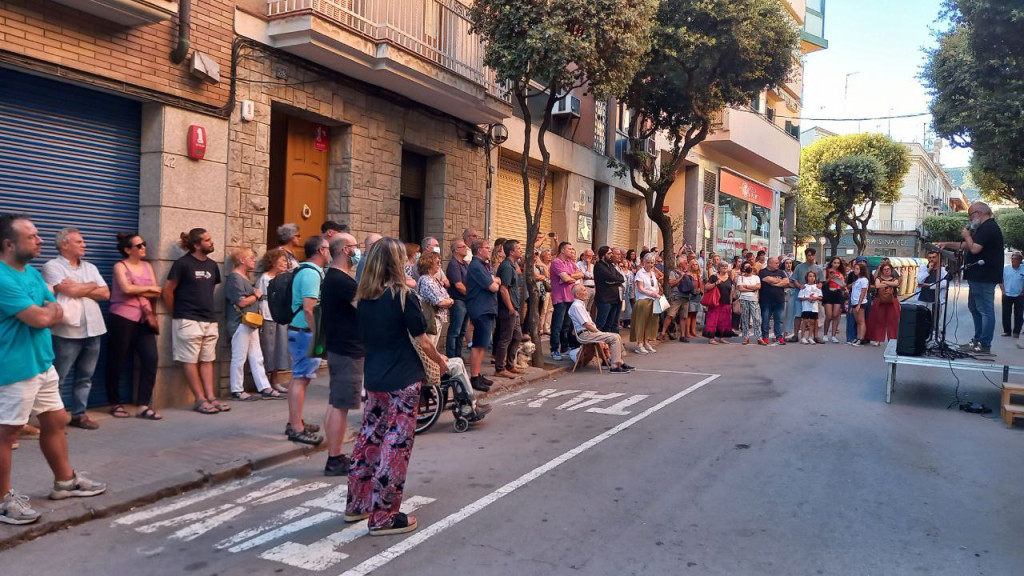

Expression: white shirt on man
xmin=41 ymin=255 xmax=108 ymax=339
xmin=568 ymin=298 xmax=593 ymax=333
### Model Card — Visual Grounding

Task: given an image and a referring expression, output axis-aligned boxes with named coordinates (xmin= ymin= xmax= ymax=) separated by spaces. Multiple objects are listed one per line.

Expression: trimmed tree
xmin=800 ymin=133 xmax=911 ymax=256
xmin=617 ymin=0 xmax=799 ymax=270
xmin=818 ymin=155 xmax=886 ymax=255
xmin=922 ymin=0 xmax=1024 ymax=208
xmin=469 ymin=0 xmax=657 ymax=363
xmin=923 ymin=212 xmax=970 ymax=242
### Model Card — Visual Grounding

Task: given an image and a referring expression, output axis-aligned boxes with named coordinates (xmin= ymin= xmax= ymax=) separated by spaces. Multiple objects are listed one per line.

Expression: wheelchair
xmin=416 ymin=373 xmax=478 ymax=434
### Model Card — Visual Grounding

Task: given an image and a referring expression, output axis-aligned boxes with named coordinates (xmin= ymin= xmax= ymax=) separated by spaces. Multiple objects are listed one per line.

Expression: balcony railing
xmin=267 ymin=0 xmax=506 ymax=101
xmin=868 ymin=219 xmax=912 ymax=232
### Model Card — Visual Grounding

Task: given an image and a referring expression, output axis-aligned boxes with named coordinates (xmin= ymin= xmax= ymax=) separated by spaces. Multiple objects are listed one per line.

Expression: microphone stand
xmin=923 ymin=251 xmax=988 ymax=360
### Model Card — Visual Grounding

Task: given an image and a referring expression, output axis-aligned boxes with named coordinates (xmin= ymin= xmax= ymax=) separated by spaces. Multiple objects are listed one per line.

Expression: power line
xmin=729 ymin=107 xmax=931 ymax=122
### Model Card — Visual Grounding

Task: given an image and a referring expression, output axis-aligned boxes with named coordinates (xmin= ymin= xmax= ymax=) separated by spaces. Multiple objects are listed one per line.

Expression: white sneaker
xmin=645 ymin=343 xmax=657 ymax=353
xmin=634 ymin=347 xmax=649 ymax=354
xmin=0 ymin=490 xmax=40 ymax=525
xmin=800 ymin=337 xmax=809 ymax=344
xmin=831 ymin=336 xmax=840 ymax=343
xmin=50 ymin=472 xmax=106 ymax=500
xmin=809 ymin=339 xmax=817 ymax=345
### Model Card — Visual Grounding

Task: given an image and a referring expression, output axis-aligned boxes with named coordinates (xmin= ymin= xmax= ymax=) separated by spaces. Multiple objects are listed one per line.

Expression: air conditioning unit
xmin=553 ymin=93 xmax=581 ymax=118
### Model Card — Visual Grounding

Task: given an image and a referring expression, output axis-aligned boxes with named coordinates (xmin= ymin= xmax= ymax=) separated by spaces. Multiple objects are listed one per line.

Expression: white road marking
xmin=258 ymin=496 xmax=437 ymax=571
xmin=338 ymin=373 xmax=720 ymax=576
xmin=587 ymin=394 xmax=650 ymax=415
xmin=527 ymin=389 xmax=581 ymax=407
xmin=490 ymin=388 xmax=535 ymax=405
xmin=171 ymin=506 xmax=248 ymax=542
xmin=214 ymin=507 xmax=310 ymax=550
xmin=556 ymin=391 xmax=625 ymax=411
xmin=114 ymin=476 xmax=266 ymax=526
xmin=299 ymin=484 xmax=349 ymax=512
xmin=135 ymin=504 xmax=238 ymax=534
xmin=630 ymin=368 xmax=717 ymax=376
xmin=234 ymin=478 xmax=297 ymax=504
xmin=228 ymin=511 xmax=340 ymax=553
xmin=250 ymin=482 xmax=331 ymax=506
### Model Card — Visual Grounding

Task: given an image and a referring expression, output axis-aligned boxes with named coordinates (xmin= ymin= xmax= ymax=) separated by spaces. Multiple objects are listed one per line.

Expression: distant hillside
xmin=944 ymin=166 xmax=981 ymax=203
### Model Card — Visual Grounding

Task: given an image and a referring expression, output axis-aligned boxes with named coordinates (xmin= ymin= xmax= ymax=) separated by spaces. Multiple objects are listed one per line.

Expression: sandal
xmin=136 ymin=408 xmax=163 ymax=420
xmin=261 ymin=389 xmax=286 ymax=399
xmin=193 ymin=400 xmax=219 ymax=415
xmin=369 ymin=513 xmax=418 ymax=536
xmin=110 ymin=405 xmax=130 ymax=418
xmin=215 ymin=401 xmax=231 ymax=412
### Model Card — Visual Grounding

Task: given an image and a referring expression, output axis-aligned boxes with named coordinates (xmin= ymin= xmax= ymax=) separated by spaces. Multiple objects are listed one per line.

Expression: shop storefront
xmin=713 ymin=169 xmax=775 ymax=259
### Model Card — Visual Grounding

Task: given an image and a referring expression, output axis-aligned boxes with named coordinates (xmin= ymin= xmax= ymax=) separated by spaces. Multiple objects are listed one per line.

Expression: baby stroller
xmin=416 ymin=373 xmax=479 ymax=434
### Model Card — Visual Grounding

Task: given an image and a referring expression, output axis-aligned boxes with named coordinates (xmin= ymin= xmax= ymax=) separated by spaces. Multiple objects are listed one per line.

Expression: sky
xmin=800 ymin=0 xmax=971 ymax=168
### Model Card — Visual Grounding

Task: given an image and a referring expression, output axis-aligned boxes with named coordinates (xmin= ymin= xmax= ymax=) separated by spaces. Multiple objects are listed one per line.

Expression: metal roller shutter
xmin=612 ymin=193 xmax=633 ymax=250
xmin=494 ymin=156 xmax=553 ymax=243
xmin=0 ymin=67 xmax=141 ymax=407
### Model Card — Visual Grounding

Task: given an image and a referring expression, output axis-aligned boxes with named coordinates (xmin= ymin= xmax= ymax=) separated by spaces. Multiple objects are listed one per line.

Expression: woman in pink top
xmin=106 ymin=233 xmax=163 ymax=420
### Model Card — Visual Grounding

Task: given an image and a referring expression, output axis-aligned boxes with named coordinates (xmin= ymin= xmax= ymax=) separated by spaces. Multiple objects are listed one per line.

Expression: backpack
xmin=267 ymin=263 xmax=321 ymax=325
xmin=676 ymin=273 xmax=696 ymax=298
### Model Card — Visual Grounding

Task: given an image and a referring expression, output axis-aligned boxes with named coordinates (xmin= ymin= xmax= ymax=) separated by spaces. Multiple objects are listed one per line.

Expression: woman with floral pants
xmin=347 ymin=237 xmax=449 ymax=535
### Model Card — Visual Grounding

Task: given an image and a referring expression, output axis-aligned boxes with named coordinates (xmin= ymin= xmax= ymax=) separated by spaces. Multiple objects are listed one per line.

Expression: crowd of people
xmin=1 ymin=200 xmax=1016 ymax=531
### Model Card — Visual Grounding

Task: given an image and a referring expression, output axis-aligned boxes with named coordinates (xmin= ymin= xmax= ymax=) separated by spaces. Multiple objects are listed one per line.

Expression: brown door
xmin=283 ymin=117 xmax=328 ymax=259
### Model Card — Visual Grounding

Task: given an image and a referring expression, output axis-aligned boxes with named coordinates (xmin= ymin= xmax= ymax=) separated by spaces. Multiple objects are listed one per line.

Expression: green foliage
xmin=801 ymin=133 xmax=910 ymax=204
xmin=618 ymin=0 xmax=799 ymax=262
xmin=995 ymin=209 xmax=1024 ymax=250
xmin=923 ymin=212 xmax=969 ymax=242
xmin=469 ymin=0 xmax=657 ymax=362
xmin=793 ymin=185 xmax=829 ymax=242
xmin=818 ymin=155 xmax=886 ymax=202
xmin=923 ymin=0 xmax=1024 ymax=208
xmin=799 ymin=134 xmax=911 ymax=255
xmin=470 ymin=0 xmax=658 ymax=99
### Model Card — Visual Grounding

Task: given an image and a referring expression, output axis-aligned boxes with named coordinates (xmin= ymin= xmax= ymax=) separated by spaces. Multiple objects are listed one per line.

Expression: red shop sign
xmin=719 ymin=169 xmax=773 ymax=209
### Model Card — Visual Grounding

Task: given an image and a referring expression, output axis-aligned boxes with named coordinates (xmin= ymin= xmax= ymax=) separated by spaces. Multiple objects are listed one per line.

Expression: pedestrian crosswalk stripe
xmin=113 ymin=476 xmax=266 ymax=526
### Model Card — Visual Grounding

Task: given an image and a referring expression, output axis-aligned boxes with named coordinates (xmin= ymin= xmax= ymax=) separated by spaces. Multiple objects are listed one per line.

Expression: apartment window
xmin=594 ymin=100 xmax=607 ymax=154
xmin=804 ymin=11 xmax=824 ymax=38
xmin=807 ymin=0 xmax=823 ymax=12
xmin=766 ymin=108 xmax=776 ymax=123
xmin=750 ymin=95 xmax=761 ymax=113
xmin=617 ymin=102 xmax=630 ymax=133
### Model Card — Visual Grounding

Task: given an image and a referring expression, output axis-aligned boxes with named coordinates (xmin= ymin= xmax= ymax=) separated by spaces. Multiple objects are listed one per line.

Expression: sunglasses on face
xmin=134 ymin=242 xmax=146 ymax=249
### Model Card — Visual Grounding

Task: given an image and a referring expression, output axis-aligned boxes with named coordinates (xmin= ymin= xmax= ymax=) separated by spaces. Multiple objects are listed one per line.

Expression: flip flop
xmin=136 ymin=408 xmax=163 ymax=420
xmin=193 ymin=401 xmax=219 ymax=415
xmin=110 ymin=405 xmax=130 ymax=418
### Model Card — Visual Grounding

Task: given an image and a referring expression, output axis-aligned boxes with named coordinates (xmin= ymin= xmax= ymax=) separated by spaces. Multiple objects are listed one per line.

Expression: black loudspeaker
xmin=896 ymin=302 xmax=932 ymax=356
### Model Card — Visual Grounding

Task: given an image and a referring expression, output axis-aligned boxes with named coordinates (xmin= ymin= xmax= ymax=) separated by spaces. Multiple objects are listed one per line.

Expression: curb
xmin=0 ymin=364 xmax=566 ymax=551
xmin=0 ymin=441 xmax=323 ymax=552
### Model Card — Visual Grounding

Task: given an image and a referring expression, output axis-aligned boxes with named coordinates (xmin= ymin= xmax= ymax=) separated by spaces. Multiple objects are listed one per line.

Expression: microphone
xmin=964 ymin=259 xmax=985 ymax=269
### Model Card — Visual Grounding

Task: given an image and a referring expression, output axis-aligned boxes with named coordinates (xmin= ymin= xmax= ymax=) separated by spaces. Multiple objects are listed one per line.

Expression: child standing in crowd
xmin=798 ymin=271 xmax=823 ymax=345
xmin=849 ymin=261 xmax=871 ymax=346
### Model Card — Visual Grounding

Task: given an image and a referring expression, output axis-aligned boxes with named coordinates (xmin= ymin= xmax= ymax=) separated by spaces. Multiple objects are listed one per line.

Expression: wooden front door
xmin=283 ymin=117 xmax=328 ymax=259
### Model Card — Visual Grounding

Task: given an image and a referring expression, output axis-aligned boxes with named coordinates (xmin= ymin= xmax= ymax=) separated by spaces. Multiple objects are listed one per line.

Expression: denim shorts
xmin=470 ymin=314 xmax=495 ymax=348
xmin=287 ymin=329 xmax=321 ymax=379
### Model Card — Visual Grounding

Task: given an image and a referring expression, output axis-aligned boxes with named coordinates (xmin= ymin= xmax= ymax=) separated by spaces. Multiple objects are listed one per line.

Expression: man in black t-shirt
xmin=494 ymin=240 xmax=522 ymax=379
xmin=758 ymin=257 xmax=788 ymax=345
xmin=164 ymin=228 xmax=222 ymax=413
xmin=938 ymin=202 xmax=1004 ymax=354
xmin=320 ymin=233 xmax=364 ymax=477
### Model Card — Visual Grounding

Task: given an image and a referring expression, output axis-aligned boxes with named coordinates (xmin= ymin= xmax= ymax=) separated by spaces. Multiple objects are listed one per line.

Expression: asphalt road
xmin=4 ymin=327 xmax=1024 ymax=576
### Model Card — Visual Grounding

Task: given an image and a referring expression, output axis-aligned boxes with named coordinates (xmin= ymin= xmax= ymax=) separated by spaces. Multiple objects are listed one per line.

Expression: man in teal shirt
xmin=285 ymin=235 xmax=329 ymax=446
xmin=0 ymin=214 xmax=105 ymax=525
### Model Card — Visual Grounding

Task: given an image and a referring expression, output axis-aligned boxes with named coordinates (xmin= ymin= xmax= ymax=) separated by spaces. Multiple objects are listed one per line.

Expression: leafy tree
xmin=923 ymin=0 xmax=1024 ymax=208
xmin=617 ymin=0 xmax=799 ymax=269
xmin=818 ymin=155 xmax=886 ymax=256
xmin=470 ymin=0 xmax=657 ymax=362
xmin=923 ymin=212 xmax=969 ymax=242
xmin=793 ymin=182 xmax=836 ymax=247
xmin=800 ymin=133 xmax=911 ymax=257
xmin=995 ymin=209 xmax=1024 ymax=251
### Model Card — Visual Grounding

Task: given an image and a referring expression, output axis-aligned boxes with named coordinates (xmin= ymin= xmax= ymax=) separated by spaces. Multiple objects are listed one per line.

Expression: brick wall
xmin=0 ymin=0 xmax=233 ymax=107
xmin=227 ymin=47 xmax=488 ymax=257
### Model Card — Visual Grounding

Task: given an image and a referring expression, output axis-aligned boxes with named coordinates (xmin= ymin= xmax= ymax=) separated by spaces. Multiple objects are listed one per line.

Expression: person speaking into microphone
xmin=936 ymin=202 xmax=1004 ymax=354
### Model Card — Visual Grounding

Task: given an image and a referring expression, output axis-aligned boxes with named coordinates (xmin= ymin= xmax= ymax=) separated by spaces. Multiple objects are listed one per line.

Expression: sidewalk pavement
xmin=2 ymin=361 xmax=564 ymax=551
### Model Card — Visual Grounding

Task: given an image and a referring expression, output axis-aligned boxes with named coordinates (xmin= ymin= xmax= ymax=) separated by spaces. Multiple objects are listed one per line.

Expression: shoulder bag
xmin=402 ymin=290 xmax=441 ymax=387
xmin=701 ymin=285 xmax=720 ymax=307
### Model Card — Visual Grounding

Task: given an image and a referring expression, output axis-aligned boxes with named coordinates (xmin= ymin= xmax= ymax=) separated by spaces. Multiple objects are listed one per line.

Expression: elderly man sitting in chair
xmin=568 ymin=284 xmax=635 ymax=373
